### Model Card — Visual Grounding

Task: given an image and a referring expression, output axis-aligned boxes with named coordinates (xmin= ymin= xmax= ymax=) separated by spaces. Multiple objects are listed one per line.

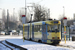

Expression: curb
xmin=0 ymin=41 xmax=14 ymax=50
xmin=5 ymin=40 xmax=27 ymax=50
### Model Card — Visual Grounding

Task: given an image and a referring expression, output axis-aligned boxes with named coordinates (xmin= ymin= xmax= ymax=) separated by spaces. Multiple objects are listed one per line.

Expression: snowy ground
xmin=2 ymin=41 xmax=20 ymax=50
xmin=60 ymin=41 xmax=75 ymax=49
xmin=0 ymin=35 xmax=22 ymax=50
xmin=0 ymin=35 xmax=22 ymax=41
xmin=6 ymin=39 xmax=71 ymax=50
xmin=0 ymin=35 xmax=75 ymax=50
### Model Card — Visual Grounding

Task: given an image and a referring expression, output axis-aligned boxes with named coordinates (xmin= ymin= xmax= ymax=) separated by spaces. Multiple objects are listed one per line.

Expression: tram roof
xmin=24 ymin=20 xmax=61 ymax=26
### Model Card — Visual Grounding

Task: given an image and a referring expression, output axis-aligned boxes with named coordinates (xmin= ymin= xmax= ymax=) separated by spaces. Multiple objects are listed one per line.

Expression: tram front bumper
xmin=51 ymin=40 xmax=61 ymax=42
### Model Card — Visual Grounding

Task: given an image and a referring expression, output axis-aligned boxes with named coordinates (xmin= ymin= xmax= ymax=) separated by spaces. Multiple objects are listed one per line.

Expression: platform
xmin=5 ymin=39 xmax=70 ymax=50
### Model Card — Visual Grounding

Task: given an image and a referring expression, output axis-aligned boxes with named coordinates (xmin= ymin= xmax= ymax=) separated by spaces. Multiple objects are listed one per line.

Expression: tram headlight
xmin=52 ymin=37 xmax=55 ymax=39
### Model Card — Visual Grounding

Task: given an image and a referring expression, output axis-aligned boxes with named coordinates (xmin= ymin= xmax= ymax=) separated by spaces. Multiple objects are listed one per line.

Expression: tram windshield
xmin=47 ymin=24 xmax=60 ymax=32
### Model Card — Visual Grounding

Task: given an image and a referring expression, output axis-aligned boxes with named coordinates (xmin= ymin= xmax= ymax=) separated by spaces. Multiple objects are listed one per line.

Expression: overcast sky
xmin=0 ymin=0 xmax=75 ymax=19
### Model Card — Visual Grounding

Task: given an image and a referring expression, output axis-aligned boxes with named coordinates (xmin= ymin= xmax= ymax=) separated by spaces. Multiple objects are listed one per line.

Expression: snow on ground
xmin=0 ymin=35 xmax=22 ymax=41
xmin=60 ymin=41 xmax=75 ymax=49
xmin=6 ymin=39 xmax=70 ymax=50
xmin=0 ymin=35 xmax=22 ymax=50
xmin=2 ymin=41 xmax=20 ymax=50
xmin=0 ymin=35 xmax=75 ymax=50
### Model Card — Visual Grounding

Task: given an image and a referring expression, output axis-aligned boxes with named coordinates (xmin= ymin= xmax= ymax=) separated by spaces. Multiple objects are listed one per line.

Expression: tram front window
xmin=48 ymin=25 xmax=60 ymax=32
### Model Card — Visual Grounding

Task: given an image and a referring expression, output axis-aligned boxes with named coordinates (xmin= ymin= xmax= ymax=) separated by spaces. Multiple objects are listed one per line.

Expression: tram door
xmin=42 ymin=24 xmax=47 ymax=43
xmin=32 ymin=24 xmax=34 ymax=40
xmin=27 ymin=25 xmax=29 ymax=39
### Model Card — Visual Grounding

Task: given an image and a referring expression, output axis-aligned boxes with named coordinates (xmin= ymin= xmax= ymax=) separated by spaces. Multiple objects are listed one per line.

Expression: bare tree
xmin=33 ymin=4 xmax=47 ymax=21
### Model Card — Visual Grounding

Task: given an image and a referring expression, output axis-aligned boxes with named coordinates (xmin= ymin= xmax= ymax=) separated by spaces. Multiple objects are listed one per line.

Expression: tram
xmin=23 ymin=20 xmax=61 ymax=44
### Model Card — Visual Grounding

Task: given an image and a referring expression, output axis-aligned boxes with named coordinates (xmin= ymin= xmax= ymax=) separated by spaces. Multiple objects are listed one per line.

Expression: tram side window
xmin=34 ymin=26 xmax=37 ymax=32
xmin=58 ymin=24 xmax=61 ymax=31
xmin=24 ymin=26 xmax=28 ymax=32
xmin=40 ymin=25 xmax=42 ymax=32
xmin=34 ymin=25 xmax=42 ymax=32
xmin=39 ymin=25 xmax=42 ymax=32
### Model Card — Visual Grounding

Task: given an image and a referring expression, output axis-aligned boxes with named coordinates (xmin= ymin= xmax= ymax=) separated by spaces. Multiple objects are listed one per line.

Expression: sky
xmin=0 ymin=0 xmax=75 ymax=20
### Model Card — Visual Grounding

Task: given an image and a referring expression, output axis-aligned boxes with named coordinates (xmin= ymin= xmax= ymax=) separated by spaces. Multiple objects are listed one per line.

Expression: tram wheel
xmin=38 ymin=40 xmax=42 ymax=43
xmin=29 ymin=38 xmax=32 ymax=41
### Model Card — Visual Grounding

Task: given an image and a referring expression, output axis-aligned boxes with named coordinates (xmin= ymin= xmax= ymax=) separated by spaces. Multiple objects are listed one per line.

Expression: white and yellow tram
xmin=23 ymin=20 xmax=61 ymax=44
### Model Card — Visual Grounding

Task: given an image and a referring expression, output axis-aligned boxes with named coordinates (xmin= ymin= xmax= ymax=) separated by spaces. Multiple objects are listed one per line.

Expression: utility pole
xmin=63 ymin=6 xmax=65 ymax=17
xmin=25 ymin=0 xmax=26 ymax=23
xmin=23 ymin=0 xmax=26 ymax=42
xmin=7 ymin=9 xmax=9 ymax=35
xmin=27 ymin=5 xmax=34 ymax=40
xmin=27 ymin=5 xmax=34 ymax=21
xmin=27 ymin=3 xmax=35 ymax=22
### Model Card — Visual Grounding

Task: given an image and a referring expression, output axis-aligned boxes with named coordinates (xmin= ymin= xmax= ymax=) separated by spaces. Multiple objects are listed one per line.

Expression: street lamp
xmin=30 ymin=14 xmax=33 ymax=22
xmin=7 ymin=9 xmax=9 ymax=35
